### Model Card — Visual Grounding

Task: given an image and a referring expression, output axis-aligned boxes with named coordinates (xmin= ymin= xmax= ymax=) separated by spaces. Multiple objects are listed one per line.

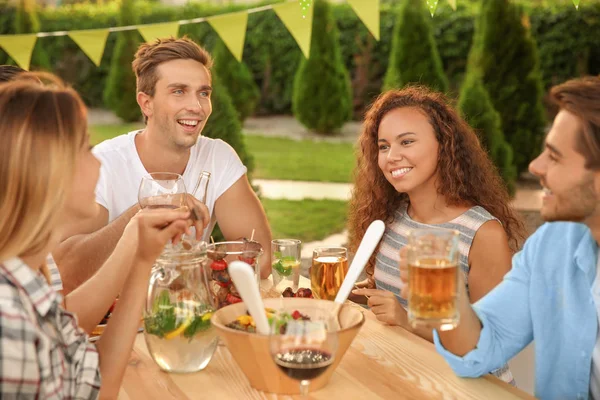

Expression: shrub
xmin=0 ymin=0 xmax=594 ymax=119
xmin=459 ymin=74 xmax=517 ymax=194
xmin=204 ymin=74 xmax=254 ymax=176
xmin=382 ymin=0 xmax=448 ymax=92
xmin=467 ymin=0 xmax=546 ymax=174
xmin=13 ymin=0 xmax=51 ymax=71
xmin=292 ymin=0 xmax=352 ymax=134
xmin=211 ymin=38 xmax=260 ymax=122
xmin=103 ymin=0 xmax=142 ymax=122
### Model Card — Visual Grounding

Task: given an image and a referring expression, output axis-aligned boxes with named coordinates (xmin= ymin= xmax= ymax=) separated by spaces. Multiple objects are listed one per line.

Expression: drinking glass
xmin=407 ymin=228 xmax=460 ymax=331
xmin=269 ymin=308 xmax=337 ymax=398
xmin=138 ymin=172 xmax=187 ymax=210
xmin=310 ymin=247 xmax=348 ymax=300
xmin=271 ymin=239 xmax=302 ymax=294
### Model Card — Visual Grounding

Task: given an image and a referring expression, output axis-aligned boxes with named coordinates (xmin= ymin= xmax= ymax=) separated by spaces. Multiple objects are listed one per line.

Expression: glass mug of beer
xmin=310 ymin=247 xmax=349 ymax=300
xmin=407 ymin=228 xmax=460 ymax=331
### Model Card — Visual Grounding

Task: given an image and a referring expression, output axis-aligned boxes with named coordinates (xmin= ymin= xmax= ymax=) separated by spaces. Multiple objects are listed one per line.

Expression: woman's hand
xmin=352 ymin=288 xmax=407 ymax=326
xmin=128 ymin=208 xmax=191 ymax=264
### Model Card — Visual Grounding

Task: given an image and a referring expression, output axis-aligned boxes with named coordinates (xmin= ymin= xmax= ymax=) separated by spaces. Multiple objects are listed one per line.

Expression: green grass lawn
xmin=90 ymin=126 xmax=355 ymax=183
xmin=90 ymin=123 xmax=144 ymax=145
xmin=245 ymin=135 xmax=355 ymax=183
xmin=262 ymin=199 xmax=348 ymax=243
xmin=90 ymin=124 xmax=351 ymax=242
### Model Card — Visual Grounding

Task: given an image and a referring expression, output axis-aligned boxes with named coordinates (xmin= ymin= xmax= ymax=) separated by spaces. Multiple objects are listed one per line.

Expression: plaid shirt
xmin=46 ymin=254 xmax=63 ymax=292
xmin=0 ymin=257 xmax=101 ymax=399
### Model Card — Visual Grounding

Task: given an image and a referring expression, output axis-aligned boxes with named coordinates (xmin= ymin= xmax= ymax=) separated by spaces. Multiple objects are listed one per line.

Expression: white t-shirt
xmin=92 ymin=130 xmax=247 ymax=242
xmin=590 ymin=250 xmax=600 ymax=399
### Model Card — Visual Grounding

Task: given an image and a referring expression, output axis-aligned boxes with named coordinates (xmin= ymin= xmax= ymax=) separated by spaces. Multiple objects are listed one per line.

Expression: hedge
xmin=0 ymin=0 xmax=597 ymax=117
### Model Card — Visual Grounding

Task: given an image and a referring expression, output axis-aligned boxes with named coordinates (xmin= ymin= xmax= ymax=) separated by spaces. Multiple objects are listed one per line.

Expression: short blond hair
xmin=0 ymin=73 xmax=87 ymax=263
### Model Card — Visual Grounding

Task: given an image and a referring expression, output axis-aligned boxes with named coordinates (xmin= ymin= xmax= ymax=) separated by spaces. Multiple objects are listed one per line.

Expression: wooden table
xmin=118 ymin=277 xmax=535 ymax=400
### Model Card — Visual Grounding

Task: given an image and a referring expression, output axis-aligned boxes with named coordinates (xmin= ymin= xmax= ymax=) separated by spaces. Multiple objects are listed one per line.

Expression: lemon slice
xmin=164 ymin=317 xmax=193 ymax=340
xmin=282 ymin=259 xmax=300 ymax=268
xmin=201 ymin=312 xmax=213 ymax=322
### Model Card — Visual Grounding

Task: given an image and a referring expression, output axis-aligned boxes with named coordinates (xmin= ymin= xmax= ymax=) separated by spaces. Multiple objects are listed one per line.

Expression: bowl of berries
xmin=207 ymin=239 xmax=263 ymax=308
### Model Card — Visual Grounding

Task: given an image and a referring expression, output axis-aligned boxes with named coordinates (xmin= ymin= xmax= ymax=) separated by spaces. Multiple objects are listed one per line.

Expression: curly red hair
xmin=348 ymin=86 xmax=525 ymax=281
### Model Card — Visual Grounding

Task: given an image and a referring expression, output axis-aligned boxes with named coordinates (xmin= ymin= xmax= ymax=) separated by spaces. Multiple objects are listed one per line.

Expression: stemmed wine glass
xmin=269 ymin=307 xmax=338 ymax=398
xmin=138 ymin=172 xmax=187 ymax=210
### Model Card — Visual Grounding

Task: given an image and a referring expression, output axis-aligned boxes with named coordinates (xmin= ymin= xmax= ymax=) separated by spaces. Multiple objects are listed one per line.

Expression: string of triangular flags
xmin=0 ymin=0 xmax=381 ymax=71
xmin=0 ymin=0 xmax=583 ymax=71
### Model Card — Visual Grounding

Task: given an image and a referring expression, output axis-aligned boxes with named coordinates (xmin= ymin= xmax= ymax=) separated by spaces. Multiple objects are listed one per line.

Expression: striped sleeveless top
xmin=373 ymin=204 xmax=515 ymax=385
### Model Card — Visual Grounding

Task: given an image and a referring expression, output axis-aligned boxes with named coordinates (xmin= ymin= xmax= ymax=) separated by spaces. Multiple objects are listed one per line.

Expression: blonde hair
xmin=0 ymin=73 xmax=87 ymax=274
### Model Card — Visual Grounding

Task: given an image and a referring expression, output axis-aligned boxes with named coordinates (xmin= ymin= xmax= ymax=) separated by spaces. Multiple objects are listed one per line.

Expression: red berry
xmin=211 ymin=259 xmax=228 ymax=271
xmin=292 ymin=310 xmax=302 ymax=320
xmin=238 ymin=256 xmax=255 ymax=265
xmin=226 ymin=293 xmax=242 ymax=304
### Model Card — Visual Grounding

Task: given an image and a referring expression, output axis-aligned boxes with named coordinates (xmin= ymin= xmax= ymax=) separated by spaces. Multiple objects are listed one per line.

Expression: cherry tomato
xmin=211 ymin=259 xmax=228 ymax=271
xmin=292 ymin=310 xmax=302 ymax=320
xmin=226 ymin=293 xmax=242 ymax=304
xmin=238 ymin=256 xmax=255 ymax=265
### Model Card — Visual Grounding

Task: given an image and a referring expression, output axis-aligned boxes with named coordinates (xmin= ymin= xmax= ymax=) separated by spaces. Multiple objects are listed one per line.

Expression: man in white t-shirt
xmin=54 ymin=37 xmax=272 ymax=293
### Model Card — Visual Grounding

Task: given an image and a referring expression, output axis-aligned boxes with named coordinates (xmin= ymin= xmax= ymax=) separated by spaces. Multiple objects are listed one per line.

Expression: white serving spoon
xmin=228 ymin=261 xmax=270 ymax=335
xmin=332 ymin=220 xmax=385 ymax=328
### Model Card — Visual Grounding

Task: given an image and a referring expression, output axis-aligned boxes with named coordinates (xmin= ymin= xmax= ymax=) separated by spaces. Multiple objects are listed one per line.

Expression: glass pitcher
xmin=144 ymin=239 xmax=219 ymax=373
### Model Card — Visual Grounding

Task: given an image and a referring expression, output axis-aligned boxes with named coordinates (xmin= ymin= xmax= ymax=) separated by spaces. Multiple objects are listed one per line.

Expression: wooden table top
xmin=118 ymin=277 xmax=535 ymax=400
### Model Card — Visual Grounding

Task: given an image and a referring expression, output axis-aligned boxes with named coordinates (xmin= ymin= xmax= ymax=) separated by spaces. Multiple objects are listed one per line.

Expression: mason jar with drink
xmin=407 ymin=228 xmax=460 ymax=331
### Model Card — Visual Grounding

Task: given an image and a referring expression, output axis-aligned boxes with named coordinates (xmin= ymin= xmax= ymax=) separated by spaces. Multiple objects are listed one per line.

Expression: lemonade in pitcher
xmin=144 ymin=240 xmax=219 ymax=373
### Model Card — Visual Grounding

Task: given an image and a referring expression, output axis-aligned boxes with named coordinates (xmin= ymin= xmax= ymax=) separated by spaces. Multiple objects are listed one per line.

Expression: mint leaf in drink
xmin=153 ymin=290 xmax=171 ymax=314
xmin=273 ymin=260 xmax=292 ymax=277
xmin=183 ymin=312 xmax=213 ymax=339
xmin=145 ymin=306 xmax=177 ymax=338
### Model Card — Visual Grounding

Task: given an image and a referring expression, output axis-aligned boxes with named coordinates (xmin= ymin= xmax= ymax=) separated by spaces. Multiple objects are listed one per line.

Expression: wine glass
xmin=269 ymin=307 xmax=338 ymax=397
xmin=138 ymin=172 xmax=187 ymax=210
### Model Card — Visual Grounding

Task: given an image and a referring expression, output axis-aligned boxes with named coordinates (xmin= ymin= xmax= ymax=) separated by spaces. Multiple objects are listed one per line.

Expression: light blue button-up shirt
xmin=434 ymin=222 xmax=599 ymax=400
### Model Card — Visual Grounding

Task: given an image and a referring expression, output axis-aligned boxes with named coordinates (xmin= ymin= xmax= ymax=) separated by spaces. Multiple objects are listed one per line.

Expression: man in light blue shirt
xmin=399 ymin=77 xmax=600 ymax=400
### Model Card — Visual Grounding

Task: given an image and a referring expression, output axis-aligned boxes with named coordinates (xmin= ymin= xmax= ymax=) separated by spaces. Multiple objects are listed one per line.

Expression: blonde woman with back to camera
xmin=0 ymin=73 xmax=192 ymax=398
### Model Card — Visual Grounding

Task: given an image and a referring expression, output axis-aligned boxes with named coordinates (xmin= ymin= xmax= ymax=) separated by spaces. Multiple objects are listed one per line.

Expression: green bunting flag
xmin=426 ymin=0 xmax=439 ymax=16
xmin=137 ymin=21 xmax=180 ymax=43
xmin=347 ymin=0 xmax=380 ymax=40
xmin=0 ymin=34 xmax=37 ymax=70
xmin=273 ymin=1 xmax=315 ymax=58
xmin=68 ymin=29 xmax=110 ymax=66
xmin=207 ymin=11 xmax=249 ymax=62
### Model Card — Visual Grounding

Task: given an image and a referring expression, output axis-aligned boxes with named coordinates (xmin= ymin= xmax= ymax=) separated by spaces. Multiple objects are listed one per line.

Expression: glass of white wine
xmin=138 ymin=172 xmax=187 ymax=210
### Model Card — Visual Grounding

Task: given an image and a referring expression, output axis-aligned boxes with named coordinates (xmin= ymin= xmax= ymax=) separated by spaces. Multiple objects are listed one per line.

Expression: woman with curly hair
xmin=351 ymin=86 xmax=525 ymax=384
